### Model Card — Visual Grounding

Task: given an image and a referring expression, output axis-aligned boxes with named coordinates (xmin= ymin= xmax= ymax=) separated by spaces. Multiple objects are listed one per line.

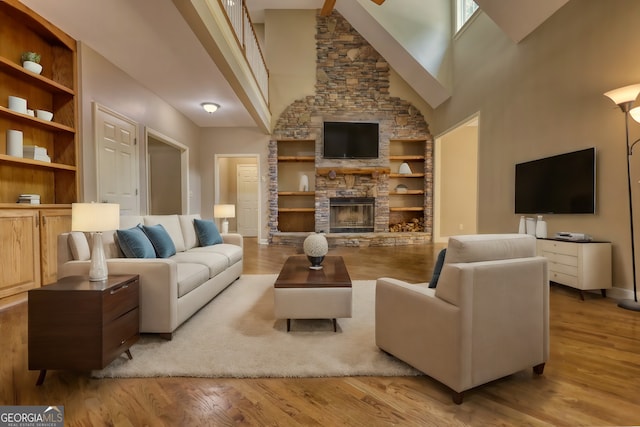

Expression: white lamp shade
xmin=214 ymin=204 xmax=236 ymax=219
xmin=72 ymin=203 xmax=120 ymax=232
xmin=604 ymin=84 xmax=640 ymax=105
xmin=630 ymin=107 xmax=640 ymax=124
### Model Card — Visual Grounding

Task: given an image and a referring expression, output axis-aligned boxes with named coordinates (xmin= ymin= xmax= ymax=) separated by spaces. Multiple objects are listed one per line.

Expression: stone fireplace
xmin=268 ymin=10 xmax=434 ymax=244
xmin=329 ymin=197 xmax=375 ymax=233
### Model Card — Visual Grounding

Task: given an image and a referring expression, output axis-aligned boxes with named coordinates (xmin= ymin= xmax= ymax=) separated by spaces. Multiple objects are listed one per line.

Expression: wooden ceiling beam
xmin=320 ymin=0 xmax=336 ymax=16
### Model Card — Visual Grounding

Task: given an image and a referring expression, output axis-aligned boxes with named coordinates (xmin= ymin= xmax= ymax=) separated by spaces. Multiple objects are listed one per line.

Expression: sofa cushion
xmin=116 ymin=225 xmax=156 ymax=258
xmin=189 ymin=244 xmax=243 ymax=265
xmin=119 ymin=215 xmax=144 ymax=230
xmin=444 ymin=234 xmax=536 ymax=264
xmin=171 ymin=252 xmax=229 ymax=277
xmin=194 ymin=218 xmax=223 ymax=246
xmin=176 ymin=262 xmax=210 ymax=298
xmin=144 ymin=215 xmax=186 ymax=252
xmin=428 ymin=248 xmax=447 ymax=288
xmin=142 ymin=224 xmax=177 ymax=258
xmin=68 ymin=231 xmax=90 ymax=261
xmin=179 ymin=214 xmax=201 ymax=250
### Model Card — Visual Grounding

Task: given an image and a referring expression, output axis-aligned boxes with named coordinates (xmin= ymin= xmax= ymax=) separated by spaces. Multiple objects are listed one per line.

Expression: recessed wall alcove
xmin=268 ymin=11 xmax=433 ymax=245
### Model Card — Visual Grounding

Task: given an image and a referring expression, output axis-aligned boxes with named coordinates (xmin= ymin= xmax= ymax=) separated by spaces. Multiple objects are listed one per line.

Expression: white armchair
xmin=375 ymin=234 xmax=549 ymax=404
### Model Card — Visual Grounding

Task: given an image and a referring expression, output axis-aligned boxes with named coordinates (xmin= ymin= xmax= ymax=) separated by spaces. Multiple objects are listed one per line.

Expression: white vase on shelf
xmin=6 ymin=130 xmax=23 ymax=157
xmin=535 ymin=215 xmax=547 ymax=238
xmin=298 ymin=174 xmax=309 ymax=192
xmin=518 ymin=216 xmax=526 ymax=234
xmin=526 ymin=217 xmax=536 ymax=236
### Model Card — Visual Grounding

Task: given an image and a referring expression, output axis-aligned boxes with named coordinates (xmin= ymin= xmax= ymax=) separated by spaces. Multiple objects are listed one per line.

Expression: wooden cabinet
xmin=28 ymin=274 xmax=140 ymax=385
xmin=39 ymin=208 xmax=72 ymax=284
xmin=0 ymin=209 xmax=40 ymax=299
xmin=537 ymin=239 xmax=612 ymax=299
xmin=388 ymin=139 xmax=427 ymax=228
xmin=0 ymin=206 xmax=71 ymax=300
xmin=277 ymin=139 xmax=316 ymax=232
xmin=0 ymin=0 xmax=79 ymax=205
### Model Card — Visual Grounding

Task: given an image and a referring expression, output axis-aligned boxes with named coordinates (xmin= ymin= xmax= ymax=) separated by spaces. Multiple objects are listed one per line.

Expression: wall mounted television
xmin=514 ymin=147 xmax=596 ymax=214
xmin=323 ymin=121 xmax=379 ymax=159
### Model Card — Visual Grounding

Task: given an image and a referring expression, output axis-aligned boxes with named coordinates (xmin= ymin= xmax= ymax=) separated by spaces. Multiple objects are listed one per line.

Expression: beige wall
xmin=265 ymin=10 xmax=317 ymax=132
xmin=433 ymin=0 xmax=640 ymax=294
xmin=198 ymin=127 xmax=270 ymax=240
xmin=437 ymin=125 xmax=478 ymax=238
xmin=78 ymin=43 xmax=202 ymax=214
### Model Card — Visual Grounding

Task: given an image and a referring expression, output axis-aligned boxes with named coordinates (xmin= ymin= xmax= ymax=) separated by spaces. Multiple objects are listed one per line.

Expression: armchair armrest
xmin=375 ymin=277 xmax=462 ymax=387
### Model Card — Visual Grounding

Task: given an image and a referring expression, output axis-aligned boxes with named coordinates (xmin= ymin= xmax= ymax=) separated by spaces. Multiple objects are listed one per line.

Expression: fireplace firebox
xmin=330 ymin=197 xmax=375 ymax=233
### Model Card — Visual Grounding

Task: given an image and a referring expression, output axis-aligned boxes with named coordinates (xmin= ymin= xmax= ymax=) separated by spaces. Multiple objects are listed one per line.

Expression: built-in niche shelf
xmin=389 ymin=138 xmax=427 ymax=229
xmin=276 ymin=139 xmax=316 ymax=232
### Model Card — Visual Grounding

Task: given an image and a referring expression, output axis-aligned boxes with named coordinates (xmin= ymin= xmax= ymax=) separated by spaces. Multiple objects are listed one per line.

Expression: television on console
xmin=514 ymin=147 xmax=596 ymax=214
xmin=323 ymin=121 xmax=379 ymax=159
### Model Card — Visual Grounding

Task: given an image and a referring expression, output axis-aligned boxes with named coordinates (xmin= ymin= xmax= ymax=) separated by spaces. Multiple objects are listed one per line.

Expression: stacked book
xmin=23 ymin=145 xmax=51 ymax=162
xmin=17 ymin=194 xmax=41 ymax=204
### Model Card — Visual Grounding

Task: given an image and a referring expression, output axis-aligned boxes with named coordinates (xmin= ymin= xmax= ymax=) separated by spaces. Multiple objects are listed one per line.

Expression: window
xmin=456 ymin=0 xmax=479 ymax=32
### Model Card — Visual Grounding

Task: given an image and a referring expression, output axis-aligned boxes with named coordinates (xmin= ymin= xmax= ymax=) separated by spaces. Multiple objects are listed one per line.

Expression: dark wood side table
xmin=28 ymin=274 xmax=140 ymax=385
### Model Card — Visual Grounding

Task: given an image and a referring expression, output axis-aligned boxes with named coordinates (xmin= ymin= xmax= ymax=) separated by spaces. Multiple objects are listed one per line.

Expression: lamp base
xmin=89 ymin=232 xmax=108 ymax=282
xmin=221 ymin=219 xmax=229 ymax=234
xmin=618 ymin=299 xmax=640 ymax=312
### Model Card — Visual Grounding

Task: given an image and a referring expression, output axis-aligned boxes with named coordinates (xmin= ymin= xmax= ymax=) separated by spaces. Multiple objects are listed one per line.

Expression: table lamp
xmin=214 ymin=204 xmax=235 ymax=234
xmin=72 ymin=202 xmax=120 ymax=281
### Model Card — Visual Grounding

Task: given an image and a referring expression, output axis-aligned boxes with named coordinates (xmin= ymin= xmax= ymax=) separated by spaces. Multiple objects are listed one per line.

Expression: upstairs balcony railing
xmin=219 ymin=0 xmax=269 ymax=105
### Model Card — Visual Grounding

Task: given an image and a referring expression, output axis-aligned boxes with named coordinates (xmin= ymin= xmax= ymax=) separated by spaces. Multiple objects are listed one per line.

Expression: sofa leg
xmin=157 ymin=332 xmax=173 ymax=341
xmin=452 ymin=391 xmax=464 ymax=405
xmin=533 ymin=362 xmax=545 ymax=375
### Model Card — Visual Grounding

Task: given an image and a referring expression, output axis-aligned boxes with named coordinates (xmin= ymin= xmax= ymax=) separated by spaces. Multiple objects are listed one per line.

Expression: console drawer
xmin=548 ymin=262 xmax=578 ymax=276
xmin=549 ymin=270 xmax=578 ymax=287
xmin=542 ymin=251 xmax=578 ymax=267
xmin=541 ymin=240 xmax=579 ymax=256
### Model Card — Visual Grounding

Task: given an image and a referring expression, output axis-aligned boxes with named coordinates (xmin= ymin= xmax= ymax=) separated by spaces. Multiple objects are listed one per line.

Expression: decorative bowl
xmin=36 ymin=109 xmax=53 ymax=121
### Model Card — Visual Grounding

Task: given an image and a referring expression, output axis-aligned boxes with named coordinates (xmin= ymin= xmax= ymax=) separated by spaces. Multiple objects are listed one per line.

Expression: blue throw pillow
xmin=194 ymin=218 xmax=223 ymax=246
xmin=428 ymin=248 xmax=447 ymax=288
xmin=142 ymin=224 xmax=176 ymax=258
xmin=116 ymin=225 xmax=156 ymax=258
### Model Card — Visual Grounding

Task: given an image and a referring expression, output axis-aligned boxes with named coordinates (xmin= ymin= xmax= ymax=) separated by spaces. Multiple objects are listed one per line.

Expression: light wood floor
xmin=1 ymin=238 xmax=639 ymax=426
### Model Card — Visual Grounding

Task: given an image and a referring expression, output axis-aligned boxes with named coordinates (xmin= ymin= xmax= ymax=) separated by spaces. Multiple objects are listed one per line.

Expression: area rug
xmin=92 ymin=274 xmax=421 ymax=379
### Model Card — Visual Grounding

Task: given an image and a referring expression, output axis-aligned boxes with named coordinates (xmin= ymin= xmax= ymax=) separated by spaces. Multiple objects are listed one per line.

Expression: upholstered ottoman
xmin=273 ymin=255 xmax=352 ymax=332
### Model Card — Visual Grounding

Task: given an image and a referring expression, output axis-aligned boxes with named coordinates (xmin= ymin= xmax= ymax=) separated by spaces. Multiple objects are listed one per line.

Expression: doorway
xmin=145 ymin=128 xmax=189 ymax=214
xmin=215 ymin=155 xmax=260 ymax=237
xmin=434 ymin=114 xmax=479 ymax=242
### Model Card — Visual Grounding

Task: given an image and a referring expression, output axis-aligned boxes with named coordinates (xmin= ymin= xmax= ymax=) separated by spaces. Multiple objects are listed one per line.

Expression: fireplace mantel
xmin=316 ymin=167 xmax=390 ymax=177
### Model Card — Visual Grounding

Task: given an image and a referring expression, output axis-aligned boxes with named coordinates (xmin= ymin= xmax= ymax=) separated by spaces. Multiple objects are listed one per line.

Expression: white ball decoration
xmin=303 ymin=233 xmax=328 ymax=257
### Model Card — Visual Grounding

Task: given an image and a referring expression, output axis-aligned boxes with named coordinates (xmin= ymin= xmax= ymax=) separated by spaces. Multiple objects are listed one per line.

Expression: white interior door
xmin=236 ymin=164 xmax=258 ymax=236
xmin=94 ymin=104 xmax=140 ymax=215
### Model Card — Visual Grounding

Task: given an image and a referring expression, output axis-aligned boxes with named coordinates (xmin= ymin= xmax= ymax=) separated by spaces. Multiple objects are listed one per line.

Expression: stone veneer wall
xmin=269 ymin=11 xmax=433 ymax=241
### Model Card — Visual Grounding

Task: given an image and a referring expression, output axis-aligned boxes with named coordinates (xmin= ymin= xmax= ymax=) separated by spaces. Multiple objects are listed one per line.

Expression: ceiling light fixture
xmin=201 ymin=102 xmax=220 ymax=113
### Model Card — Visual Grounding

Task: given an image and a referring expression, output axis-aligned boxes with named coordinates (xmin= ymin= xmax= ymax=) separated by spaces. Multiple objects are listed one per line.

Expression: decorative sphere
xmin=303 ymin=233 xmax=328 ymax=257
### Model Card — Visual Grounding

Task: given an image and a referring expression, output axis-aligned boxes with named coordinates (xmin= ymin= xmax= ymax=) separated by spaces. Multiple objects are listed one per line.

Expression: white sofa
xmin=57 ymin=214 xmax=243 ymax=339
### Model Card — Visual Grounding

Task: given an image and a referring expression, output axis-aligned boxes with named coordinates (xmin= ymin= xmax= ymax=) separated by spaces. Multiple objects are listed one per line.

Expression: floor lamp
xmin=605 ymin=83 xmax=640 ymax=311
